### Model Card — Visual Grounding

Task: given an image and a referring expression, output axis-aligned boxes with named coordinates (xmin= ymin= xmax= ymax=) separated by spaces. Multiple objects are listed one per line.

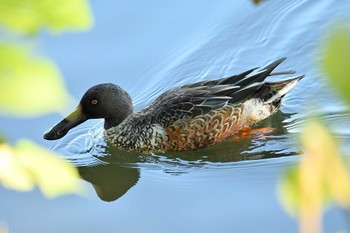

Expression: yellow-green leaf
xmin=0 ymin=135 xmax=5 ymax=144
xmin=322 ymin=25 xmax=350 ymax=105
xmin=15 ymin=139 xmax=82 ymax=198
xmin=0 ymin=225 xmax=9 ymax=233
xmin=278 ymin=166 xmax=300 ymax=215
xmin=279 ymin=120 xmax=350 ymax=233
xmin=0 ymin=143 xmax=35 ymax=191
xmin=299 ymin=122 xmax=329 ymax=215
xmin=0 ymin=44 xmax=69 ymax=117
xmin=302 ymin=121 xmax=350 ymax=207
xmin=0 ymin=140 xmax=82 ymax=198
xmin=0 ymin=0 xmax=93 ymax=34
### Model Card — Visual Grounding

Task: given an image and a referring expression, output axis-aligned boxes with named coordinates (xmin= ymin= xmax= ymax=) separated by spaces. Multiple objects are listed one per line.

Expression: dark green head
xmin=44 ymin=83 xmax=133 ymax=140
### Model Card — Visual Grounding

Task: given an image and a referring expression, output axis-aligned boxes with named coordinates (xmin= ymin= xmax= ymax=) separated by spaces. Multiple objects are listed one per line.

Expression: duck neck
xmin=104 ymin=118 xmax=123 ymax=130
xmin=102 ymin=87 xmax=134 ymax=129
xmin=104 ymin=107 xmax=133 ymax=130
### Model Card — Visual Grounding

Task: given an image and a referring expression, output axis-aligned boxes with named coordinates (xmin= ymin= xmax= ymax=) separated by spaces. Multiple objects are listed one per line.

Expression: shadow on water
xmin=78 ymin=164 xmax=140 ymax=202
xmin=54 ymin=110 xmax=300 ymax=202
xmin=75 ymin=110 xmax=350 ymax=203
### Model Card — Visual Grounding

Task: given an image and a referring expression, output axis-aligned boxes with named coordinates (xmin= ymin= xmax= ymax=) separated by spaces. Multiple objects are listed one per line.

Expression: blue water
xmin=1 ymin=0 xmax=350 ymax=232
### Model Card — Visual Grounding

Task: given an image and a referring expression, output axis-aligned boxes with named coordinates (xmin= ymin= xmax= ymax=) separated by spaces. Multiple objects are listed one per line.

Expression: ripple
xmin=50 ymin=120 xmax=106 ymax=167
xmin=47 ymin=0 xmax=350 ymax=176
xmin=49 ymin=110 xmax=301 ymax=174
xmin=285 ymin=111 xmax=350 ymax=136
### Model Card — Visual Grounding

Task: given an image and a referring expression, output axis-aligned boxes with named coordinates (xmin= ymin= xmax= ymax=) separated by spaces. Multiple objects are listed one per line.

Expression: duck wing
xmin=143 ymin=57 xmax=293 ymax=127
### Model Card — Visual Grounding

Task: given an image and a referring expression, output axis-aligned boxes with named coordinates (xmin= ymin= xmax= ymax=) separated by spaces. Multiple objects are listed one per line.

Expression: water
xmin=1 ymin=0 xmax=350 ymax=232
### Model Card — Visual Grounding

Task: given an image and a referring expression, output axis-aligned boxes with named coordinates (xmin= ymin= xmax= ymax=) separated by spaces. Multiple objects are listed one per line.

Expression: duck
xmin=44 ymin=57 xmax=303 ymax=154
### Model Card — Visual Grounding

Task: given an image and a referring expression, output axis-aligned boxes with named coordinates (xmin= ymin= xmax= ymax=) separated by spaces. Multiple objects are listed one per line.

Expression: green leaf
xmin=0 ymin=0 xmax=93 ymax=34
xmin=0 ymin=44 xmax=70 ymax=117
xmin=278 ymin=166 xmax=300 ymax=216
xmin=322 ymin=25 xmax=350 ymax=105
xmin=0 ymin=140 xmax=82 ymax=198
xmin=0 ymin=134 xmax=5 ymax=144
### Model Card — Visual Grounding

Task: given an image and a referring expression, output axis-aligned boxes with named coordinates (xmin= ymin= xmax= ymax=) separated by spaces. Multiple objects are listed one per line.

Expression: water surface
xmin=1 ymin=0 xmax=350 ymax=232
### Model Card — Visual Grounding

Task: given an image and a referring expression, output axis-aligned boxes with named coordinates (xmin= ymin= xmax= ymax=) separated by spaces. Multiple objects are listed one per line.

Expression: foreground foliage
xmin=0 ymin=140 xmax=81 ymax=198
xmin=279 ymin=25 xmax=350 ymax=233
xmin=0 ymin=0 xmax=92 ymax=198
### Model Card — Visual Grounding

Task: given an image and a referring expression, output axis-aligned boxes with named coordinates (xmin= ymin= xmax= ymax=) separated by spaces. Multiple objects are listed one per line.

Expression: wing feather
xmin=140 ymin=58 xmax=291 ymax=127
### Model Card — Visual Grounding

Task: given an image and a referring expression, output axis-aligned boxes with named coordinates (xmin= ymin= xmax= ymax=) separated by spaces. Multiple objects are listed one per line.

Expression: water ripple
xmin=47 ymin=0 xmax=350 ymax=177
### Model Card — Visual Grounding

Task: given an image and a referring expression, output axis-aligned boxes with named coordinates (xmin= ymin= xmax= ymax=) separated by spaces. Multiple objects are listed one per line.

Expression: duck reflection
xmin=76 ymin=111 xmax=298 ymax=202
xmin=78 ymin=164 xmax=140 ymax=202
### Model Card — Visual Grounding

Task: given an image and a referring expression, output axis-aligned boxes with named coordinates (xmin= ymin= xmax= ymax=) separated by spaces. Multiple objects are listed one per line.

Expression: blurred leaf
xmin=322 ymin=26 xmax=350 ymax=105
xmin=302 ymin=121 xmax=350 ymax=208
xmin=278 ymin=166 xmax=300 ymax=215
xmin=0 ymin=226 xmax=9 ymax=233
xmin=0 ymin=0 xmax=93 ymax=34
xmin=279 ymin=120 xmax=350 ymax=233
xmin=0 ymin=143 xmax=35 ymax=191
xmin=299 ymin=122 xmax=328 ymax=215
xmin=0 ymin=135 xmax=5 ymax=144
xmin=0 ymin=140 xmax=82 ymax=198
xmin=0 ymin=44 xmax=69 ymax=117
xmin=15 ymin=140 xmax=82 ymax=198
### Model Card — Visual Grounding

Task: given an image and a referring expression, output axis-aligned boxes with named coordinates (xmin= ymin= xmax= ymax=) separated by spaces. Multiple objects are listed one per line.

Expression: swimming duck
xmin=44 ymin=57 xmax=303 ymax=154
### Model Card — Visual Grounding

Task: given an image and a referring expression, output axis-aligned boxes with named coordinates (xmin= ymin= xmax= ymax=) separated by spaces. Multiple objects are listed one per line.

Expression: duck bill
xmin=44 ymin=106 xmax=87 ymax=140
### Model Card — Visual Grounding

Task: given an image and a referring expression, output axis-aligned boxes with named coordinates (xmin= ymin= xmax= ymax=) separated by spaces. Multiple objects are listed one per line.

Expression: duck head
xmin=44 ymin=83 xmax=133 ymax=140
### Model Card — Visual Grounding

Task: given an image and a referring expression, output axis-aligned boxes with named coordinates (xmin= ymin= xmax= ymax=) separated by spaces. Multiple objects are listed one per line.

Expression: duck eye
xmin=91 ymin=99 xmax=98 ymax=105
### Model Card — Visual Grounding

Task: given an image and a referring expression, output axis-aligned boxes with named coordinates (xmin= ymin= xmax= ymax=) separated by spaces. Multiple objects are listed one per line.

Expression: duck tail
xmin=259 ymin=75 xmax=304 ymax=105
